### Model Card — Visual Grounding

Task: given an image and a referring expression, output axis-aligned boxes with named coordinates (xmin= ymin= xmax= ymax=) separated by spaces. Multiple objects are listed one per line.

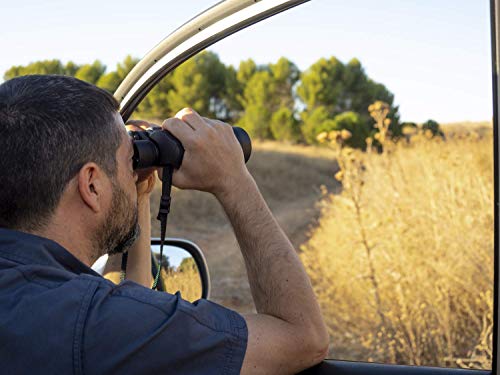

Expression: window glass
xmin=131 ymin=0 xmax=494 ymax=369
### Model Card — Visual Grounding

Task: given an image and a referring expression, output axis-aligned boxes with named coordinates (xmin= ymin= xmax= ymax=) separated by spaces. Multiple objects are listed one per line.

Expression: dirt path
xmin=207 ymin=196 xmax=325 ymax=313
xmin=164 ymin=189 xmax=337 ymax=313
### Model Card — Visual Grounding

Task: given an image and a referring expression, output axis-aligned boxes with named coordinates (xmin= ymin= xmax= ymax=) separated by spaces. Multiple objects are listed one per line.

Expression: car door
xmin=117 ymin=1 xmax=499 ymax=374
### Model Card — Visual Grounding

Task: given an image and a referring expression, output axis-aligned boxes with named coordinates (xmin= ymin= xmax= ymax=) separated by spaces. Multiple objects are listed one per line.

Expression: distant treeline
xmin=3 ymin=52 xmax=441 ymax=148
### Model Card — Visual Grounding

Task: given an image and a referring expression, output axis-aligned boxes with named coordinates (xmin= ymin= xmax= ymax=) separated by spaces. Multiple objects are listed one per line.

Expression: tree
xmin=96 ymin=72 xmax=121 ymax=93
xmin=74 ymin=60 xmax=106 ymax=85
xmin=297 ymin=56 xmax=399 ymax=145
xmin=167 ymin=51 xmax=227 ymax=119
xmin=298 ymin=57 xmax=395 ymax=117
xmin=116 ymin=55 xmax=139 ymax=81
xmin=270 ymin=107 xmax=301 ymax=142
xmin=221 ymin=65 xmax=243 ymax=122
xmin=236 ymin=70 xmax=274 ymax=139
xmin=297 ymin=56 xmax=345 ymax=115
xmin=237 ymin=59 xmax=258 ymax=87
xmin=135 ymin=75 xmax=174 ymax=119
xmin=236 ymin=57 xmax=300 ymax=140
xmin=64 ymin=61 xmax=80 ymax=76
xmin=269 ymin=57 xmax=300 ymax=111
xmin=96 ymin=55 xmax=139 ymax=93
xmin=3 ymin=59 xmax=67 ymax=80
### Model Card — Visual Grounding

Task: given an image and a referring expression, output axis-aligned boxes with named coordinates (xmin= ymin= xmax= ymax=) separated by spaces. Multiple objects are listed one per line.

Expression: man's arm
xmin=164 ymin=108 xmax=329 ymax=374
xmin=218 ymin=174 xmax=329 ymax=374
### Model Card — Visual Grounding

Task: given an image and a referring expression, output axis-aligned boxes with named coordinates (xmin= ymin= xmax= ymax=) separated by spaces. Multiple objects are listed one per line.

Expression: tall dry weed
xmin=300 ymin=133 xmax=494 ymax=368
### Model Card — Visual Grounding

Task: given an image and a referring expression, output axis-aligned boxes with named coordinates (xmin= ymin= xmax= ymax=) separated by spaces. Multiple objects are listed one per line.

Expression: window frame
xmin=491 ymin=1 xmax=499 ymax=373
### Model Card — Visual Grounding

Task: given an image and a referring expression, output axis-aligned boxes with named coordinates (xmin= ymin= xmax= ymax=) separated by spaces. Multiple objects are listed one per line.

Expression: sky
xmin=0 ymin=0 xmax=493 ymax=123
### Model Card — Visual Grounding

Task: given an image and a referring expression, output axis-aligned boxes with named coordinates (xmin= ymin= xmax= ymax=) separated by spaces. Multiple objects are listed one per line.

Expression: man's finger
xmin=202 ymin=117 xmax=230 ymax=130
xmin=125 ymin=119 xmax=159 ymax=131
xmin=175 ymin=108 xmax=207 ymax=131
xmin=202 ymin=117 xmax=217 ymax=127
xmin=162 ymin=118 xmax=195 ymax=144
xmin=126 ymin=119 xmax=149 ymax=127
xmin=125 ymin=124 xmax=143 ymax=132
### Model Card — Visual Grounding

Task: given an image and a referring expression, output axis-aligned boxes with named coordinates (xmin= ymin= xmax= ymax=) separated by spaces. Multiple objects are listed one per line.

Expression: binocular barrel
xmin=130 ymin=127 xmax=252 ymax=170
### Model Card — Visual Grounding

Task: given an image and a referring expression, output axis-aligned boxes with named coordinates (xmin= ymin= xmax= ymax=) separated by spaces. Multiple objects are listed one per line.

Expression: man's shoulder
xmin=84 ymin=281 xmax=248 ymax=375
xmin=90 ymin=280 xmax=246 ymax=337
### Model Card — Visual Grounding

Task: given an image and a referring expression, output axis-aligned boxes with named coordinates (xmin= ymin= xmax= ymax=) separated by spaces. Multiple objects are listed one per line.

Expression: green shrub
xmin=300 ymin=106 xmax=337 ymax=144
xmin=422 ymin=119 xmax=445 ymax=138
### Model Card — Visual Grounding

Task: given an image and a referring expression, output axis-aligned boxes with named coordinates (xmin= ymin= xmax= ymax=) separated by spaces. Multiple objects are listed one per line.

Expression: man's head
xmin=0 ymin=75 xmax=139 ymax=258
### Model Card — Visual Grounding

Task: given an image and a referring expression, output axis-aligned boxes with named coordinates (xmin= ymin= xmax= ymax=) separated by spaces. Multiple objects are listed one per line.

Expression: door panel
xmin=300 ymin=360 xmax=491 ymax=375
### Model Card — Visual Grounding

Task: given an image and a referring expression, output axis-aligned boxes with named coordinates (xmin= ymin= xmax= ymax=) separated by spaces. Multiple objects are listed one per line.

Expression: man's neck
xmin=32 ymin=219 xmax=98 ymax=267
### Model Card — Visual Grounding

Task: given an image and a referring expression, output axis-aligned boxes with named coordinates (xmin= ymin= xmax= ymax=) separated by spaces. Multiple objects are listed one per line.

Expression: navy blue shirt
xmin=0 ymin=228 xmax=248 ymax=374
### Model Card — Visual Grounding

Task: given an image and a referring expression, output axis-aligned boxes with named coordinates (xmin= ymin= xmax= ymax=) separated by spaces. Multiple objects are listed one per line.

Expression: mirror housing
xmin=150 ymin=238 xmax=211 ymax=300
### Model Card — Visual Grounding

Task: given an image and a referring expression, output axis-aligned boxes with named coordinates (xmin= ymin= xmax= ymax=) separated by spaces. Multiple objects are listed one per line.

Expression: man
xmin=0 ymin=75 xmax=328 ymax=374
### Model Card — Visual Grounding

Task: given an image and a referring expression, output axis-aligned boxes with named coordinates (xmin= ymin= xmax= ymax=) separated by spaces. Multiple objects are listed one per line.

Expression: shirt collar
xmin=0 ymin=227 xmax=101 ymax=277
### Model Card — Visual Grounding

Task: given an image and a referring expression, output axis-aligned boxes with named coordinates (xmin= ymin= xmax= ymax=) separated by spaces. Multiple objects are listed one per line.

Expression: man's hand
xmin=162 ymin=108 xmax=249 ymax=197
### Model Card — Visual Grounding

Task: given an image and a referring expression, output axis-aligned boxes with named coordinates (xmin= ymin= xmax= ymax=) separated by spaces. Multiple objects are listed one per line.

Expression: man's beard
xmin=94 ymin=179 xmax=140 ymax=256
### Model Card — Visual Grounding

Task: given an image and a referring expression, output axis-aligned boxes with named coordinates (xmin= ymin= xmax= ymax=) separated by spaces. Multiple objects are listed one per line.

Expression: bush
xmin=300 ymin=106 xmax=337 ymax=144
xmin=422 ymin=119 xmax=445 ymax=138
xmin=332 ymin=111 xmax=371 ymax=149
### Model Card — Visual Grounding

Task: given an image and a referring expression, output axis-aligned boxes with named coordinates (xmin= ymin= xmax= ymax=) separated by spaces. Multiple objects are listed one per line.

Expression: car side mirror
xmin=150 ymin=238 xmax=211 ymax=302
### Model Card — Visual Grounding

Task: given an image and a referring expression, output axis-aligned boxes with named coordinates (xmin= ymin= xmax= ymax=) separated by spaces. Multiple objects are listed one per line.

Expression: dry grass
xmin=161 ymin=267 xmax=202 ymax=303
xmin=441 ymin=121 xmax=492 ymax=139
xmin=300 ymin=132 xmax=494 ymax=368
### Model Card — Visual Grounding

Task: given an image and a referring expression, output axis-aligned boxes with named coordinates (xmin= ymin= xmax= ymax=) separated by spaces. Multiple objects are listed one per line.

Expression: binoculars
xmin=129 ymin=127 xmax=252 ymax=170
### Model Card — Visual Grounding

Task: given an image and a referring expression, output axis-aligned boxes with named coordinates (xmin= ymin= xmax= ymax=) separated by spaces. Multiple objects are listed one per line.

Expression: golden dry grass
xmin=161 ymin=267 xmax=202 ymax=303
xmin=300 ymin=132 xmax=494 ymax=368
xmin=441 ymin=121 xmax=492 ymax=139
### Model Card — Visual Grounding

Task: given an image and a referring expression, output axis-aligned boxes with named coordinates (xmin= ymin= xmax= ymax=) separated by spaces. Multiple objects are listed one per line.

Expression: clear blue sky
xmin=0 ymin=0 xmax=492 ymax=123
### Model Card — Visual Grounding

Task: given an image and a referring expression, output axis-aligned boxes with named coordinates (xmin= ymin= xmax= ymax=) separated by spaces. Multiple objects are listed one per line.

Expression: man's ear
xmin=77 ymin=162 xmax=110 ymax=213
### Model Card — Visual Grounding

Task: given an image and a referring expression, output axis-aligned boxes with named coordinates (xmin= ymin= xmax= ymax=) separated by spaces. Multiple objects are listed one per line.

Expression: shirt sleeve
xmin=82 ymin=280 xmax=248 ymax=375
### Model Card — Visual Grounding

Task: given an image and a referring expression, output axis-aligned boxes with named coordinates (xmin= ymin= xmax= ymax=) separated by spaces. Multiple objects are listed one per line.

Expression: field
xmin=149 ymin=123 xmax=494 ymax=369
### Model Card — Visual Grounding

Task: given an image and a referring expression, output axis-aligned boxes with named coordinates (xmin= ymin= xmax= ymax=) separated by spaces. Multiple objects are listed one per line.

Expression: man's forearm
xmin=124 ymin=196 xmax=153 ymax=287
xmin=216 ymin=171 xmax=327 ymax=341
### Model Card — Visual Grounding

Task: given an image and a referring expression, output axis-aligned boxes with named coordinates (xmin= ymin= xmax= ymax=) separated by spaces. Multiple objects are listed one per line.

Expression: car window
xmin=128 ymin=0 xmax=493 ymax=370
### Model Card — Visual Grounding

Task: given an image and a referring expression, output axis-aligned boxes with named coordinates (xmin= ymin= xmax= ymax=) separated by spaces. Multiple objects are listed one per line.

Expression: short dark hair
xmin=0 ymin=75 xmax=122 ymax=231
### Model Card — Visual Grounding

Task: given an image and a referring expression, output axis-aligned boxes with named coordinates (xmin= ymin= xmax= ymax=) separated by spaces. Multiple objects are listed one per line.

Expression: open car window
xmin=127 ymin=1 xmax=494 ymax=370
